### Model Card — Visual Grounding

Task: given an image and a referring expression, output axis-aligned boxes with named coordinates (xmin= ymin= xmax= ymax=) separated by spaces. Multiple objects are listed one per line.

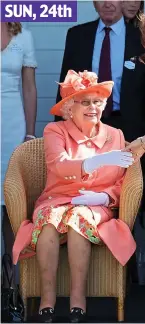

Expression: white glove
xmin=71 ymin=190 xmax=110 ymax=207
xmin=83 ymin=150 xmax=134 ymax=174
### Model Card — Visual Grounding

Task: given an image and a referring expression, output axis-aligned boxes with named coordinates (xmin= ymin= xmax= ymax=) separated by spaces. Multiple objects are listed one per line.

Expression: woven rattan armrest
xmin=119 ymin=161 xmax=143 ymax=229
xmin=4 ymin=153 xmax=27 ymax=236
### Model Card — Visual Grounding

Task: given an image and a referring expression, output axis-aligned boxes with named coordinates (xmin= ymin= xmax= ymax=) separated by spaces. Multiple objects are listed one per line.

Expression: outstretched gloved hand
xmin=83 ymin=150 xmax=134 ymax=174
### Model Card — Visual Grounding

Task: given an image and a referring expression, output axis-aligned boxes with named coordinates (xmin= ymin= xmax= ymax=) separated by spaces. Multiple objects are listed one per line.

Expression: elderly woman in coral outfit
xmin=13 ymin=70 xmax=136 ymax=323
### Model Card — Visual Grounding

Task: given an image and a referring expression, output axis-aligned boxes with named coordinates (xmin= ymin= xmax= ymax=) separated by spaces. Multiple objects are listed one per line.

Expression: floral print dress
xmin=31 ymin=204 xmax=102 ymax=250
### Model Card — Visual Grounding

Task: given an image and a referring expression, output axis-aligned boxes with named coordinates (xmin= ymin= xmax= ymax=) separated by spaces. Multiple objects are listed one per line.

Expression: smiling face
xmin=70 ymin=92 xmax=107 ymax=132
xmin=122 ymin=1 xmax=141 ymax=20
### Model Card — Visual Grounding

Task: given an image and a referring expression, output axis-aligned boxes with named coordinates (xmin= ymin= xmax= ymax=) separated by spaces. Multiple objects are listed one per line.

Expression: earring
xmin=69 ymin=111 xmax=73 ymax=118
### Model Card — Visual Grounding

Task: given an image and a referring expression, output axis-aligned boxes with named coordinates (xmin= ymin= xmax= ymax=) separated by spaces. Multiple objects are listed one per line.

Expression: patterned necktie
xmin=98 ymin=27 xmax=113 ymax=118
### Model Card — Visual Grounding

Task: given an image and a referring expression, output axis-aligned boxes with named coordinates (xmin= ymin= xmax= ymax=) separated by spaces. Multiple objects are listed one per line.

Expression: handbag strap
xmin=2 ymin=254 xmax=15 ymax=288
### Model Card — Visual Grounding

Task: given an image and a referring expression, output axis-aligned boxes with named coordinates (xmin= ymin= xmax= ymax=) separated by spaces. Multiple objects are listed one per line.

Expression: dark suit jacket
xmin=55 ymin=19 xmax=145 ymax=141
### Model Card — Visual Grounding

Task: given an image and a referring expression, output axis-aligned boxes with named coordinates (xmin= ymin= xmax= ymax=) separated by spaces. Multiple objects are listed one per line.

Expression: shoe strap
xmin=70 ymin=307 xmax=85 ymax=315
xmin=39 ymin=307 xmax=54 ymax=315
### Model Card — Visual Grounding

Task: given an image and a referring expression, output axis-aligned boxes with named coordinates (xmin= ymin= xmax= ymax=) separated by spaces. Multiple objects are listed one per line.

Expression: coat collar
xmin=64 ymin=120 xmax=108 ymax=149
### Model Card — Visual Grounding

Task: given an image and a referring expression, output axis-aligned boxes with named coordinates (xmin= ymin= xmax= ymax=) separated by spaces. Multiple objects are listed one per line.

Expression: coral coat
xmin=13 ymin=120 xmax=136 ymax=265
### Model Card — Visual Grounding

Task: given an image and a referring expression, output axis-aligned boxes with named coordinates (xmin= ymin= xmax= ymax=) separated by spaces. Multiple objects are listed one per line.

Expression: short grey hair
xmin=60 ymin=99 xmax=75 ymax=120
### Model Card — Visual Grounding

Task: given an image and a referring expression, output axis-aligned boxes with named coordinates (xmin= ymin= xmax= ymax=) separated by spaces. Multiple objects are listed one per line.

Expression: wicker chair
xmin=4 ymin=138 xmax=143 ymax=322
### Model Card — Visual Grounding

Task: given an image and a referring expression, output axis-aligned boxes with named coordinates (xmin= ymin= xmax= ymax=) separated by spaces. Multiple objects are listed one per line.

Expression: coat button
xmin=80 ymin=187 xmax=85 ymax=191
xmin=48 ymin=196 xmax=52 ymax=199
xmin=73 ymin=176 xmax=76 ymax=179
xmin=69 ymin=176 xmax=72 ymax=179
xmin=65 ymin=176 xmax=68 ymax=179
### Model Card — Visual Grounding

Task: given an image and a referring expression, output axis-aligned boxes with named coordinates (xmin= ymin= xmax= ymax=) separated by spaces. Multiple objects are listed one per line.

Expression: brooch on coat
xmin=106 ymin=135 xmax=112 ymax=144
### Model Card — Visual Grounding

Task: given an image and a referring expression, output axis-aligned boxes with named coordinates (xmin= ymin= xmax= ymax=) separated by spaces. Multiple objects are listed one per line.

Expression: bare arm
xmin=123 ymin=136 xmax=145 ymax=161
xmin=22 ymin=67 xmax=37 ymax=139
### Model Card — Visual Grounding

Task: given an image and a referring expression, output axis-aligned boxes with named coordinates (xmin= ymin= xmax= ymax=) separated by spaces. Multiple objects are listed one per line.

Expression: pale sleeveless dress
xmin=1 ymin=28 xmax=37 ymax=204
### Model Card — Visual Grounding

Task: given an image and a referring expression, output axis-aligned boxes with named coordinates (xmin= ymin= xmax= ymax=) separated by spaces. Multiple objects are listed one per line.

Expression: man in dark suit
xmin=56 ymin=0 xmax=145 ymax=143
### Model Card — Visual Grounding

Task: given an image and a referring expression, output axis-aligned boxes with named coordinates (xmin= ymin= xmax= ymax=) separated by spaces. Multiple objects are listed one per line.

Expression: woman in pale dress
xmin=1 ymin=22 xmax=37 ymax=255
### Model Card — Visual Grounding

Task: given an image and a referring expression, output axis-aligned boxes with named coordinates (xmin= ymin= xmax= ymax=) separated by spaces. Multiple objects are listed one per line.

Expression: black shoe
xmin=69 ymin=307 xmax=86 ymax=323
xmin=29 ymin=307 xmax=55 ymax=323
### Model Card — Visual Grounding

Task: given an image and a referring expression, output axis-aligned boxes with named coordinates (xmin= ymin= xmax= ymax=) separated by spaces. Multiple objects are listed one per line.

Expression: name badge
xmin=124 ymin=60 xmax=135 ymax=70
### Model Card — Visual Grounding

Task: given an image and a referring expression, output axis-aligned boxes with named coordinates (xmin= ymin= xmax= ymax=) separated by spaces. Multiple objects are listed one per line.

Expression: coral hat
xmin=50 ymin=70 xmax=114 ymax=116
